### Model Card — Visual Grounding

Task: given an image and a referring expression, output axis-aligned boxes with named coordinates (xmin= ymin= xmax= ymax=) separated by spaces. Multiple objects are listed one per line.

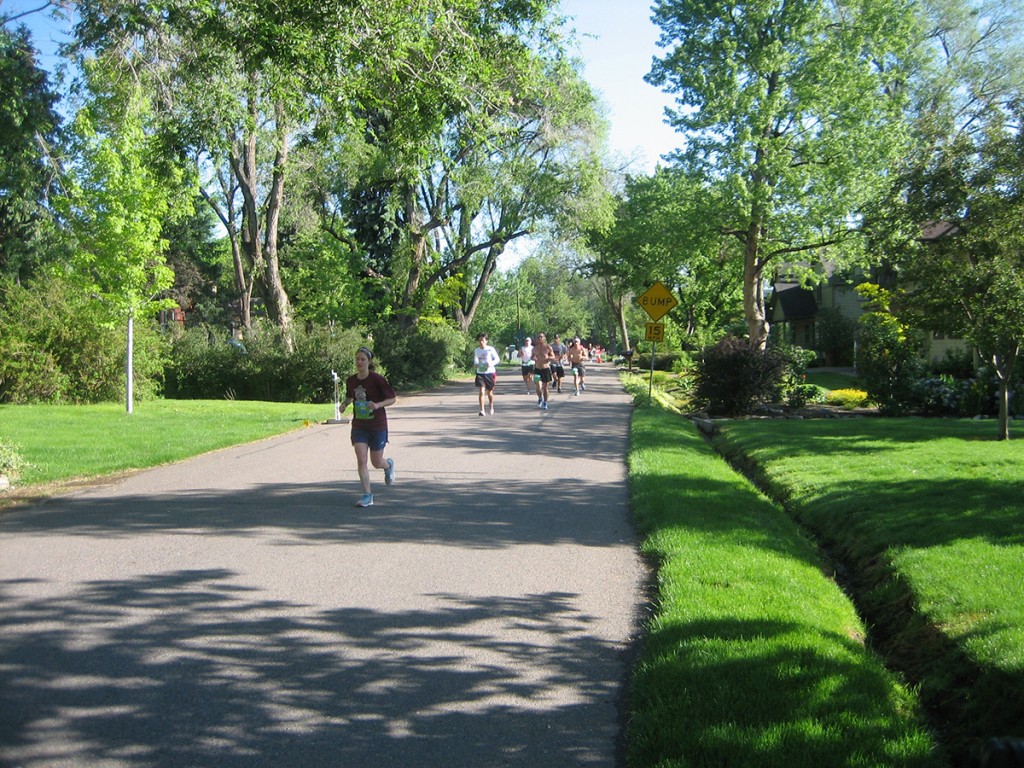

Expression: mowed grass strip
xmin=0 ymin=400 xmax=327 ymax=487
xmin=713 ymin=418 xmax=1024 ymax=763
xmin=626 ymin=399 xmax=939 ymax=767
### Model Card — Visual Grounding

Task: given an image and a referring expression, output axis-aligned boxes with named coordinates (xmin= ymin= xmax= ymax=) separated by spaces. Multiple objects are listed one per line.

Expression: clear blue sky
xmin=3 ymin=0 xmax=70 ymax=69
xmin=558 ymin=0 xmax=681 ymax=172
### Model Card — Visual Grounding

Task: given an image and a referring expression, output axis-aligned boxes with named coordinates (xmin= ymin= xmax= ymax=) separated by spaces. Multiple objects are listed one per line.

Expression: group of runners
xmin=338 ymin=333 xmax=595 ymax=507
xmin=472 ymin=331 xmax=589 ymax=416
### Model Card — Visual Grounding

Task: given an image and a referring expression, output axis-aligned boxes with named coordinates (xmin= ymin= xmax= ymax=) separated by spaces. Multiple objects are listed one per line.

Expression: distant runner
xmin=567 ymin=338 xmax=588 ymax=396
xmin=473 ymin=333 xmax=501 ymax=416
xmin=519 ymin=337 xmax=535 ymax=394
xmin=532 ymin=332 xmax=555 ymax=410
xmin=550 ymin=335 xmax=567 ymax=394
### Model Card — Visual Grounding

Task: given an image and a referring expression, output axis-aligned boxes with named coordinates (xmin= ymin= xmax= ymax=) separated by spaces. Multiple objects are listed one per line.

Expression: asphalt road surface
xmin=0 ymin=363 xmax=645 ymax=768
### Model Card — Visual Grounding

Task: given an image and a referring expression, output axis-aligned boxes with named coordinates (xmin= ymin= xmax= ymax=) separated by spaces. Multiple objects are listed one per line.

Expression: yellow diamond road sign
xmin=637 ymin=281 xmax=677 ymax=321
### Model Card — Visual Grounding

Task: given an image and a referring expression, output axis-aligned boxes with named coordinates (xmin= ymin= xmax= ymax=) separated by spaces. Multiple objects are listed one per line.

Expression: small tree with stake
xmin=57 ymin=74 xmax=185 ymax=413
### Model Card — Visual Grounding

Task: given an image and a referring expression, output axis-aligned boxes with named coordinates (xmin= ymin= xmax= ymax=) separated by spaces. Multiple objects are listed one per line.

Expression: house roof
xmin=920 ymin=221 xmax=959 ymax=241
xmin=772 ymin=283 xmax=818 ymax=321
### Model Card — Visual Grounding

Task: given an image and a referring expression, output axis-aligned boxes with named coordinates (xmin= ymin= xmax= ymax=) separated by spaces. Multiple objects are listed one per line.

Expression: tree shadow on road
xmin=0 ymin=567 xmax=630 ymax=767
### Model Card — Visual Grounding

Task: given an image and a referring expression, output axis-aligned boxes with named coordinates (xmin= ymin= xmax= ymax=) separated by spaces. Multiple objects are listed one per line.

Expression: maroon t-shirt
xmin=346 ymin=371 xmax=395 ymax=431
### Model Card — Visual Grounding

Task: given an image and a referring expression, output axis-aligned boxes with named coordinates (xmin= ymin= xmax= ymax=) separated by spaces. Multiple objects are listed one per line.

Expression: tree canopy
xmin=648 ymin=0 xmax=920 ymax=349
xmin=0 ymin=22 xmax=62 ymax=281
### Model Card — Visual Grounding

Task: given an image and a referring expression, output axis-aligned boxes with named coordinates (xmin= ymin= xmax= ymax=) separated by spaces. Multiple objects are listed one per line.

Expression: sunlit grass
xmin=624 ymin=377 xmax=939 ymax=767
xmin=0 ymin=400 xmax=328 ymax=487
xmin=714 ymin=417 xmax=1024 ymax=762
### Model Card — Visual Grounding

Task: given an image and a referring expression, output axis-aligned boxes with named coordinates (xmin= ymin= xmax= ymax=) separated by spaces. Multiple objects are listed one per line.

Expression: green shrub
xmin=915 ymin=375 xmax=964 ymax=416
xmin=670 ymin=350 xmax=697 ymax=375
xmin=952 ymin=365 xmax=1024 ymax=418
xmin=694 ymin=336 xmax=793 ymax=416
xmin=631 ymin=350 xmax=687 ymax=372
xmin=930 ymin=348 xmax=975 ymax=379
xmin=166 ymin=318 xmax=466 ymax=400
xmin=283 ymin=324 xmax=370 ymax=402
xmin=165 ymin=320 xmax=367 ymax=402
xmin=788 ymin=382 xmax=828 ymax=408
xmin=854 ymin=285 xmax=927 ymax=415
xmin=0 ymin=340 xmax=69 ymax=403
xmin=815 ymin=306 xmax=857 ymax=366
xmin=0 ymin=439 xmax=27 ymax=481
xmin=0 ymin=275 xmax=166 ymax=403
xmin=368 ymin=320 xmax=466 ymax=389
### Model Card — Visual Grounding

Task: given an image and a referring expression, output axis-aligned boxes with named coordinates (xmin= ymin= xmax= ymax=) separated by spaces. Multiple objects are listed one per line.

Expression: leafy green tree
xmin=442 ymin=56 xmax=611 ymax=334
xmin=648 ymin=0 xmax=919 ymax=350
xmin=69 ymin=0 xmax=595 ymax=346
xmin=71 ymin=0 xmax=371 ymax=337
xmin=515 ymin=251 xmax=595 ymax=339
xmin=871 ymin=0 xmax=1024 ymax=438
xmin=0 ymin=23 xmax=62 ymax=281
xmin=465 ymin=270 xmax=517 ymax=349
xmin=162 ymin=201 xmax=230 ymax=327
xmin=585 ymin=167 xmax=744 ymax=352
xmin=307 ymin=3 xmax=610 ymax=333
xmin=892 ymin=112 xmax=1024 ymax=439
xmin=56 ymin=77 xmax=185 ymax=412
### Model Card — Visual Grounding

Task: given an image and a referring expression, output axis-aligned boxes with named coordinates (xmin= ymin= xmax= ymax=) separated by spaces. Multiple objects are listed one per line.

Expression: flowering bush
xmin=826 ymin=388 xmax=871 ymax=409
xmin=916 ymin=375 xmax=964 ymax=416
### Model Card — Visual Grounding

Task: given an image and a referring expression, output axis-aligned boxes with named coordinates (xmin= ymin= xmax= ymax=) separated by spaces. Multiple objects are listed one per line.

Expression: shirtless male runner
xmin=566 ymin=337 xmax=588 ymax=396
xmin=531 ymin=332 xmax=555 ymax=410
xmin=549 ymin=334 xmax=567 ymax=393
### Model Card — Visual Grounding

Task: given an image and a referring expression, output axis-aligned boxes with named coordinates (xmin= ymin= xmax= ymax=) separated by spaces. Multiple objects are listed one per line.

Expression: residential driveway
xmin=0 ymin=364 xmax=645 ymax=768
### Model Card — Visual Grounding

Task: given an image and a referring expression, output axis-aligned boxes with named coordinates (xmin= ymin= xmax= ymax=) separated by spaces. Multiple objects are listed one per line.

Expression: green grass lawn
xmin=712 ymin=417 xmax=1024 ymax=766
xmin=623 ymin=378 xmax=940 ymax=768
xmin=804 ymin=370 xmax=864 ymax=391
xmin=0 ymin=400 xmax=328 ymax=489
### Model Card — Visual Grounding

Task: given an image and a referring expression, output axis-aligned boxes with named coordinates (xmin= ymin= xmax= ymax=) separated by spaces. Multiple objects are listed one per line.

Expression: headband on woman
xmin=357 ymin=346 xmax=374 ymax=360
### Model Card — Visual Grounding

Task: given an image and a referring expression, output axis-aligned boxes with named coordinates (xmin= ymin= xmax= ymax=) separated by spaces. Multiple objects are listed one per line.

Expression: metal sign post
xmin=636 ymin=282 xmax=677 ymax=404
xmin=645 ymin=322 xmax=665 ymax=402
xmin=328 ymin=370 xmax=344 ymax=423
xmin=649 ymin=340 xmax=657 ymax=402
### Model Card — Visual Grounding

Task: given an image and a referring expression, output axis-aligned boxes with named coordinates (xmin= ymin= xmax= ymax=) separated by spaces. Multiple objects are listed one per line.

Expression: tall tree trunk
xmin=993 ymin=351 xmax=1017 ymax=441
xmin=228 ymin=234 xmax=253 ymax=329
xmin=200 ymin=167 xmax=253 ymax=329
xmin=615 ymin=298 xmax=630 ymax=354
xmin=598 ymin=278 xmax=630 ymax=354
xmin=744 ymin=214 xmax=770 ymax=351
xmin=399 ymin=184 xmax=425 ymax=330
xmin=259 ymin=101 xmax=293 ymax=348
xmin=231 ymin=85 xmax=293 ymax=347
xmin=125 ymin=312 xmax=134 ymax=414
xmin=745 ymin=108 xmax=776 ymax=352
xmin=455 ymin=243 xmax=502 ymax=332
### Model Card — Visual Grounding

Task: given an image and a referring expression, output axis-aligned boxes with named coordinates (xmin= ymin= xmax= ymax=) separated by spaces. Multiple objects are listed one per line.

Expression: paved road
xmin=0 ymin=364 xmax=645 ymax=768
